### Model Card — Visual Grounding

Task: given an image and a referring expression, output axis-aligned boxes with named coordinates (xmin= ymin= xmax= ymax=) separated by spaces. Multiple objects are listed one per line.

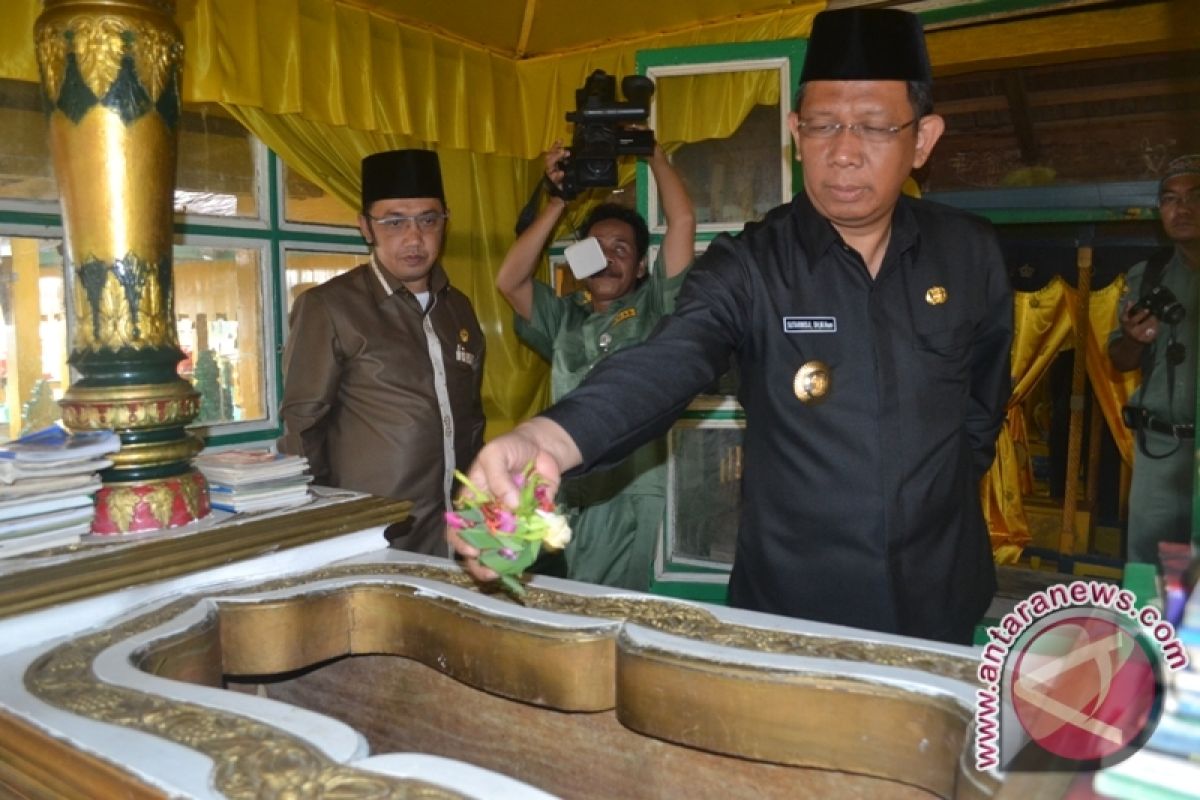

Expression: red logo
xmin=1011 ymin=615 xmax=1159 ymax=761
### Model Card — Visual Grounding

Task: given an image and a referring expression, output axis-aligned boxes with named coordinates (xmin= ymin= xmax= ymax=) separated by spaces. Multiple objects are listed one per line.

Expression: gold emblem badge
xmin=459 ymin=328 xmax=469 ymax=343
xmin=793 ymin=361 xmax=831 ymax=405
xmin=925 ymin=286 xmax=947 ymax=305
xmin=612 ymin=308 xmax=637 ymax=325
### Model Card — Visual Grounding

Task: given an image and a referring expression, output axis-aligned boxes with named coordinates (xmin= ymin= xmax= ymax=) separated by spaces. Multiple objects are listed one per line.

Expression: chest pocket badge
xmin=793 ymin=360 xmax=831 ymax=405
xmin=925 ymin=286 xmax=948 ymax=306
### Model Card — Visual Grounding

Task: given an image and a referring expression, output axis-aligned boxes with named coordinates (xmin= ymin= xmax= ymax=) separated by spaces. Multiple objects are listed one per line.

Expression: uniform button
xmin=443 ymin=415 xmax=452 ymax=428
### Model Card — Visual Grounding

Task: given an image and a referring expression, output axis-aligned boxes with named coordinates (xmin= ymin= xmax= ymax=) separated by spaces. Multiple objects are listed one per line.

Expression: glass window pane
xmin=283 ymin=249 xmax=363 ymax=314
xmin=0 ymin=79 xmax=58 ymax=203
xmin=668 ymin=424 xmax=742 ymax=566
xmin=174 ymin=245 xmax=266 ymax=425
xmin=283 ymin=166 xmax=359 ymax=227
xmin=0 ymin=237 xmax=68 ymax=439
xmin=175 ymin=105 xmax=260 ymax=218
xmin=652 ymin=67 xmax=787 ymax=229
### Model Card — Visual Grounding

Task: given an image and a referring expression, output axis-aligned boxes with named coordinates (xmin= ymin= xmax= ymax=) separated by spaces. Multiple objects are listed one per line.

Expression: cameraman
xmin=1108 ymin=154 xmax=1200 ymax=566
xmin=495 ymin=141 xmax=695 ymax=590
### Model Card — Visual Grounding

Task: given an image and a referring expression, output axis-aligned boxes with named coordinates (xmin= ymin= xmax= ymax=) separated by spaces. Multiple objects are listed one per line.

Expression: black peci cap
xmin=800 ymin=8 xmax=932 ymax=84
xmin=360 ymin=149 xmax=445 ymax=210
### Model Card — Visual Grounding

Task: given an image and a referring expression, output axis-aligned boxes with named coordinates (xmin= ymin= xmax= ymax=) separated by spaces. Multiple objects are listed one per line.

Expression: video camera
xmin=557 ymin=70 xmax=656 ymax=200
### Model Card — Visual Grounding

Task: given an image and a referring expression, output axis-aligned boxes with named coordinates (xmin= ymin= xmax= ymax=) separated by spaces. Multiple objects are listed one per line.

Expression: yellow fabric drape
xmin=655 ymin=71 xmax=781 ymax=144
xmin=3 ymin=1 xmax=822 ymax=150
xmin=180 ymin=0 xmax=823 ymax=158
xmin=0 ymin=1 xmax=38 ymax=82
xmin=983 ymin=277 xmax=1073 ymax=564
xmin=1064 ymin=278 xmax=1137 ymax=466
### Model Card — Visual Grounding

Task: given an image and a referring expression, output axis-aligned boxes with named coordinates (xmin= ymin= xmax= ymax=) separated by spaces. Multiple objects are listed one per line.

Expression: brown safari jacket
xmin=278 ymin=260 xmax=485 ymax=554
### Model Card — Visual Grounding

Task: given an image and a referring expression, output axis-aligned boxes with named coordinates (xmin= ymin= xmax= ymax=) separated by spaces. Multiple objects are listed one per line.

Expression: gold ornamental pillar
xmin=35 ymin=0 xmax=209 ymax=534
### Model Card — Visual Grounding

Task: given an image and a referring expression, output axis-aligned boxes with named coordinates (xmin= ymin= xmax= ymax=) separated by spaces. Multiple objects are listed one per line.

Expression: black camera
xmin=1121 ymin=404 xmax=1145 ymax=431
xmin=557 ymin=70 xmax=656 ymax=200
xmin=1130 ymin=284 xmax=1186 ymax=326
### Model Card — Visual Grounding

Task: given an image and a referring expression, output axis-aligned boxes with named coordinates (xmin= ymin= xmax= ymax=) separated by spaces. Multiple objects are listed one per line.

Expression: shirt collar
xmin=791 ymin=190 xmax=921 ymax=268
xmin=367 ymin=252 xmax=449 ymax=304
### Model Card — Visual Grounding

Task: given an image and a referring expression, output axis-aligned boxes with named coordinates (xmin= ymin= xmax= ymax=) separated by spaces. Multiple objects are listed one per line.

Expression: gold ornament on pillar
xmin=35 ymin=0 xmax=209 ymax=534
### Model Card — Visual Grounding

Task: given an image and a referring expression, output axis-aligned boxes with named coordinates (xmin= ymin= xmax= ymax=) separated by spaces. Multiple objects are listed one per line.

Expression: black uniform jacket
xmin=278 ymin=262 xmax=486 ymax=554
xmin=543 ymin=192 xmax=1013 ymax=642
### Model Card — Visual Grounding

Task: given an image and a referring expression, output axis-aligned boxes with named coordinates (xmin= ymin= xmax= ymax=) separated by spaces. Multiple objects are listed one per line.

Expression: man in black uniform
xmin=449 ymin=8 xmax=1012 ymax=645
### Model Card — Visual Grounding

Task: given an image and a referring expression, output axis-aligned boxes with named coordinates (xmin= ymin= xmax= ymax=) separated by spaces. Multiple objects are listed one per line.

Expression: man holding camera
xmin=1108 ymin=154 xmax=1200 ymax=566
xmin=494 ymin=141 xmax=695 ymax=590
xmin=453 ymin=7 xmax=1013 ymax=645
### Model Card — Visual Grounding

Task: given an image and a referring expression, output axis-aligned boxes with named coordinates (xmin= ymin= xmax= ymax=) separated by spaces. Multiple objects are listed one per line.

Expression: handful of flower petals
xmin=445 ymin=464 xmax=571 ymax=597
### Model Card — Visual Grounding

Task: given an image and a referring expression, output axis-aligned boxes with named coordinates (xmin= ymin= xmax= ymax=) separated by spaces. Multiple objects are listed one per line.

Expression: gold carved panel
xmin=3 ymin=559 xmax=1053 ymax=799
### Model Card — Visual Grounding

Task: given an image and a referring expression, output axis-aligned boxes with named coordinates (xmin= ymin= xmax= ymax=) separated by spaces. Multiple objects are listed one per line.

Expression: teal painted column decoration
xmin=35 ymin=0 xmax=209 ymax=533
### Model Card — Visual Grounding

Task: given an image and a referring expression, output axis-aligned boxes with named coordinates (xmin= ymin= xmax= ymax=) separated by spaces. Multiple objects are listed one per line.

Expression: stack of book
xmin=193 ymin=449 xmax=312 ymax=514
xmin=0 ymin=425 xmax=121 ymax=556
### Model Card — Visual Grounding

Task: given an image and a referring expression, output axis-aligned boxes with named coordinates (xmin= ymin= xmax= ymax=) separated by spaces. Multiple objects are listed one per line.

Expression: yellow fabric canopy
xmin=178 ymin=0 xmax=820 ymax=159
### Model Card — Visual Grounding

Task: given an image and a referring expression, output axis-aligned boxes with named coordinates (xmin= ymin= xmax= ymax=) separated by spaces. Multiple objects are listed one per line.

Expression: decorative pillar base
xmin=92 ymin=471 xmax=210 ymax=535
xmin=61 ymin=379 xmax=211 ymax=534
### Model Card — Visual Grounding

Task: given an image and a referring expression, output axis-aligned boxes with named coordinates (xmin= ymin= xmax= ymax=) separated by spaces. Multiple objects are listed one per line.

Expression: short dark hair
xmin=580 ymin=203 xmax=650 ymax=261
xmin=793 ymin=80 xmax=934 ymax=119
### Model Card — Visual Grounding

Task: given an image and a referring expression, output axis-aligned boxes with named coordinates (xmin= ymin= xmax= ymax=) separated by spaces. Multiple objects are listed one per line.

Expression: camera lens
xmin=1162 ymin=299 xmax=1186 ymax=325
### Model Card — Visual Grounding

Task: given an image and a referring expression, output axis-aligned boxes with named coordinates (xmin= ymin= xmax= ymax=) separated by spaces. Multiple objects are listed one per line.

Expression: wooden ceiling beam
xmin=937 ymin=108 xmax=1200 ymax=136
xmin=928 ymin=1 xmax=1199 ymax=76
xmin=936 ymin=76 xmax=1200 ymax=116
xmin=515 ymin=0 xmax=538 ymax=59
xmin=1003 ymin=69 xmax=1039 ymax=164
xmin=1027 ymin=77 xmax=1200 ymax=108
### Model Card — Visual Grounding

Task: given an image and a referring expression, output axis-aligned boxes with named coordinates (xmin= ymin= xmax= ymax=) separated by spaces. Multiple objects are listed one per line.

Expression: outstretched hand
xmin=447 ymin=422 xmax=572 ymax=583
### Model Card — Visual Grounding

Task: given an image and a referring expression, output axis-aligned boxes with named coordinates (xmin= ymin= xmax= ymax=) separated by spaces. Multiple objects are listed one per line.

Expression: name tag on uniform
xmin=782 ymin=316 xmax=837 ymax=334
xmin=456 ymin=345 xmax=476 ymax=366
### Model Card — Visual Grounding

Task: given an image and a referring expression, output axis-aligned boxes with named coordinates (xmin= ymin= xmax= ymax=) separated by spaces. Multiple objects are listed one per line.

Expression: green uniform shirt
xmin=515 ymin=256 xmax=688 ymax=589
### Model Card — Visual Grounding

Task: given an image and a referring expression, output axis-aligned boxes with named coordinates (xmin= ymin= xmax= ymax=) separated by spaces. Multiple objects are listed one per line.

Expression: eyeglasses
xmin=367 ymin=211 xmax=448 ymax=232
xmin=797 ymin=118 xmax=919 ymax=144
xmin=1159 ymin=190 xmax=1200 ymax=209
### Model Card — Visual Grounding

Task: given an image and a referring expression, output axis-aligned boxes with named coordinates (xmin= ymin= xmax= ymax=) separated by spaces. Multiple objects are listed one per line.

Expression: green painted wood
xmin=918 ymin=0 xmax=1100 ymax=28
xmin=650 ymin=578 xmax=729 ymax=605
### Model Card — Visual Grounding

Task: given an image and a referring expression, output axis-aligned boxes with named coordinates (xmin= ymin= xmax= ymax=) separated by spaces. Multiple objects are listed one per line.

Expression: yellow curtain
xmin=0 ymin=1 xmax=38 ymax=81
xmin=655 ymin=71 xmax=781 ymax=144
xmin=1064 ymin=278 xmax=1137 ymax=466
xmin=983 ymin=277 xmax=1073 ymax=564
xmin=175 ymin=0 xmax=823 ymax=158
